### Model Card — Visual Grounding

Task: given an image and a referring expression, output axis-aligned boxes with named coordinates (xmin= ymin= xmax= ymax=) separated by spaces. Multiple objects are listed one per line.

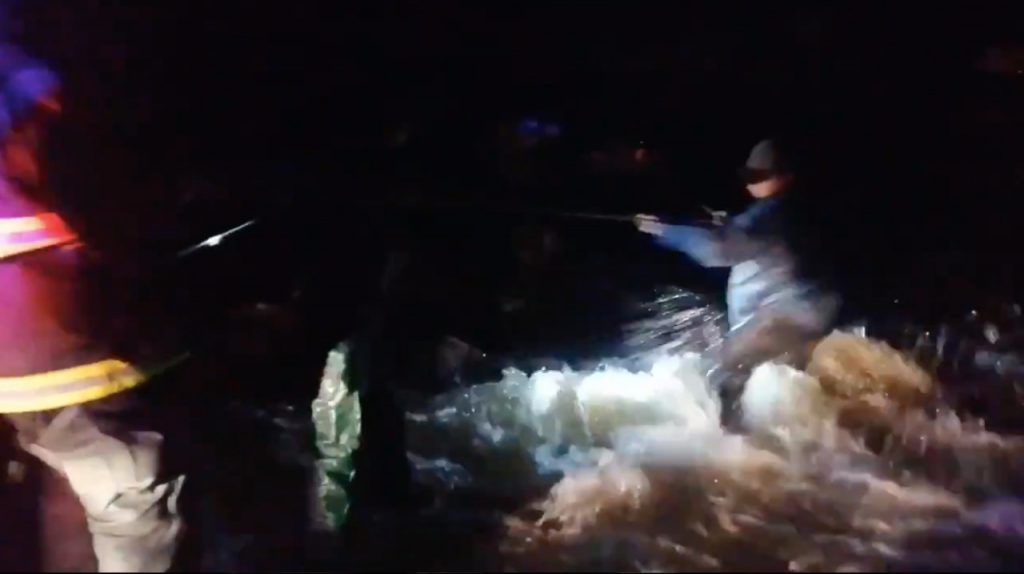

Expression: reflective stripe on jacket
xmin=0 ymin=358 xmax=143 ymax=414
xmin=0 ymin=211 xmax=78 ymax=259
xmin=0 ymin=206 xmax=171 ymax=413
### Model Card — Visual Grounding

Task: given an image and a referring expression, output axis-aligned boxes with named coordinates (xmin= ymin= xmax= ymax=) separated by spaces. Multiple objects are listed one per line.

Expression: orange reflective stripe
xmin=0 ymin=214 xmax=47 ymax=234
xmin=35 ymin=212 xmax=76 ymax=238
xmin=0 ymin=235 xmax=72 ymax=257
xmin=0 ymin=211 xmax=78 ymax=260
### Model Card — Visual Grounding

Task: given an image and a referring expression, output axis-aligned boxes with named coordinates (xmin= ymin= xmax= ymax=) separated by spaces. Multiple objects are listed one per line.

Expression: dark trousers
xmin=707 ymin=306 xmax=836 ymax=422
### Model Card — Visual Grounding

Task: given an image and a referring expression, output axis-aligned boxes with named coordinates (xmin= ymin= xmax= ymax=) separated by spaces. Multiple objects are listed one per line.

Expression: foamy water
xmin=405 ymin=330 xmax=1024 ymax=571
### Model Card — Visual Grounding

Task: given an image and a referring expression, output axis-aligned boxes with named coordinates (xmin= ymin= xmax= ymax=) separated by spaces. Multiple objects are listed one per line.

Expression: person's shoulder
xmin=735 ymin=198 xmax=783 ymax=227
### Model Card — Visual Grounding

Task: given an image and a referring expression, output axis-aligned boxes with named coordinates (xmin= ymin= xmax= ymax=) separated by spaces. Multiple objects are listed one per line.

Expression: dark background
xmin=9 ymin=1 xmax=1024 ymax=321
xmin=5 ymin=3 xmax=1024 ymax=570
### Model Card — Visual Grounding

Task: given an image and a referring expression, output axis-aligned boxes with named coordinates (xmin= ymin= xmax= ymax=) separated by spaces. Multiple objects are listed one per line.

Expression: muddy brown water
xmin=5 ymin=325 xmax=1024 ymax=572
xmin=402 ymin=334 xmax=1024 ymax=572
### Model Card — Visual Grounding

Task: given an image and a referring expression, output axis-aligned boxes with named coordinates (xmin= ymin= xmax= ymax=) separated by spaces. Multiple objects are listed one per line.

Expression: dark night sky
xmin=12 ymin=5 xmax=1016 ymax=149
xmin=8 ymin=2 xmax=1024 ymax=260
xmin=20 ymin=3 xmax=1015 ymax=148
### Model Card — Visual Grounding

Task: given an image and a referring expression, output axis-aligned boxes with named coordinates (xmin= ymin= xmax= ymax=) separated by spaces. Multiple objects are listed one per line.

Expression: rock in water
xmin=808 ymin=331 xmax=935 ymax=406
xmin=311 ymin=343 xmax=362 ymax=531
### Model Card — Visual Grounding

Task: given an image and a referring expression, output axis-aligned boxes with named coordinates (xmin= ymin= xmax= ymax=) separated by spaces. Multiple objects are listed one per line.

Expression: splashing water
xmin=406 ymin=324 xmax=1024 ymax=571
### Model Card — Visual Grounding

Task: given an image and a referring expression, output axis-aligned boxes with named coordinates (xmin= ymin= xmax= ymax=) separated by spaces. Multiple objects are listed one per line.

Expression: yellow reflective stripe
xmin=0 ymin=360 xmax=146 ymax=414
xmin=0 ymin=354 xmax=189 ymax=414
xmin=0 ymin=215 xmax=47 ymax=234
xmin=0 ymin=374 xmax=147 ymax=414
xmin=3 ymin=376 xmax=146 ymax=413
xmin=0 ymin=359 xmax=139 ymax=391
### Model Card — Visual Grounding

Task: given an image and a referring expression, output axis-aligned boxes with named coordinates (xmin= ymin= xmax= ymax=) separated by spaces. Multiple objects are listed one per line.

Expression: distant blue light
xmin=519 ymin=118 xmax=561 ymax=139
xmin=518 ymin=118 xmax=542 ymax=137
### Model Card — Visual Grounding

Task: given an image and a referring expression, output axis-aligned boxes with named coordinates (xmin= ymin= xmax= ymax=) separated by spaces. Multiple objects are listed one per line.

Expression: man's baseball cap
xmin=738 ymin=139 xmax=792 ymax=184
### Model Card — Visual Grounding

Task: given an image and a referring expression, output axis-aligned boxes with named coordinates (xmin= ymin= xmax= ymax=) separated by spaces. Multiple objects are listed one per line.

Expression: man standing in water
xmin=635 ymin=139 xmax=840 ymax=405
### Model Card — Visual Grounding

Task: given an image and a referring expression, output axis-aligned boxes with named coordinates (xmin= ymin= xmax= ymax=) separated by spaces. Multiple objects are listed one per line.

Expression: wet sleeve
xmin=654 ymin=222 xmax=768 ymax=268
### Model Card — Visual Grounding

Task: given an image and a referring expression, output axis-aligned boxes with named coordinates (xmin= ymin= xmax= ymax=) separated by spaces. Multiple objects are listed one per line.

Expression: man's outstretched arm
xmin=635 ymin=215 xmax=768 ymax=268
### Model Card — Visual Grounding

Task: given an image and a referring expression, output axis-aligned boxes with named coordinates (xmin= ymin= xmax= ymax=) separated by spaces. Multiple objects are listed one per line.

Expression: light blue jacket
xmin=653 ymin=198 xmax=839 ymax=332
